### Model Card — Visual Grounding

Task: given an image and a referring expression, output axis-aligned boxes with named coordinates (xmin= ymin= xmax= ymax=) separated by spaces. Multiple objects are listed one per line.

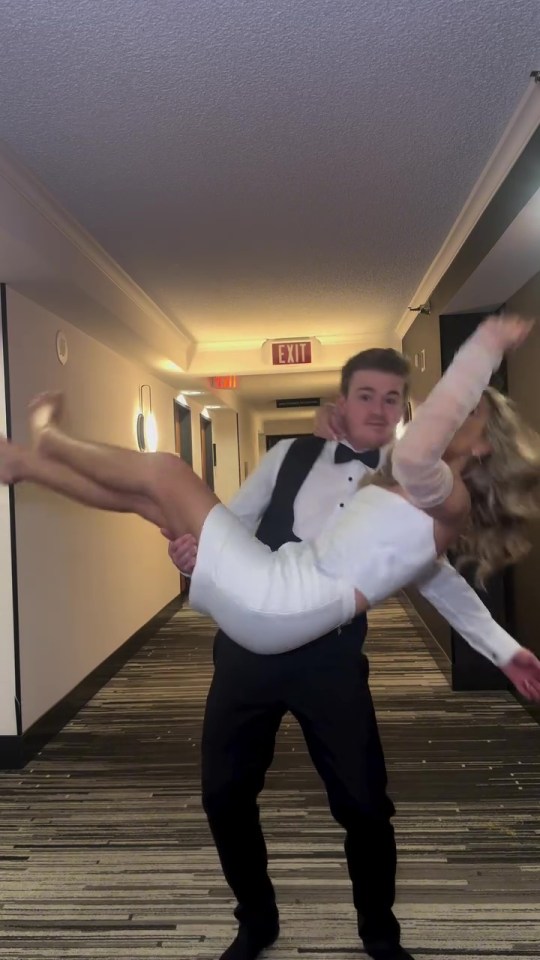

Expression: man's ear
xmin=336 ymin=392 xmax=347 ymax=413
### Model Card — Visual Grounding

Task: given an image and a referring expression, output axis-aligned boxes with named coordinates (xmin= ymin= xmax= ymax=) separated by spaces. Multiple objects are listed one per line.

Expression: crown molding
xmin=396 ymin=77 xmax=540 ymax=340
xmin=194 ymin=328 xmax=387 ymax=354
xmin=0 ymin=143 xmax=194 ymax=352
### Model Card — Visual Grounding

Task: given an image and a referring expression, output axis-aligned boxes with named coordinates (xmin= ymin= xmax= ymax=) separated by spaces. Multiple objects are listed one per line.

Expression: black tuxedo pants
xmin=201 ymin=619 xmax=400 ymax=945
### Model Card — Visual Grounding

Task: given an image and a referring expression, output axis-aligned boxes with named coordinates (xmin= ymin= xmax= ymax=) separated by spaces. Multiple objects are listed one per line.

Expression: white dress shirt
xmin=227 ymin=438 xmax=520 ymax=667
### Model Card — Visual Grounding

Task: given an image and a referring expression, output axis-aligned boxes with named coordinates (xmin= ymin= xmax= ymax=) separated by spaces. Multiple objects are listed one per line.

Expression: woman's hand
xmin=501 ymin=647 xmax=540 ymax=701
xmin=480 ymin=314 xmax=534 ymax=353
xmin=161 ymin=530 xmax=198 ymax=575
xmin=313 ymin=402 xmax=346 ymax=441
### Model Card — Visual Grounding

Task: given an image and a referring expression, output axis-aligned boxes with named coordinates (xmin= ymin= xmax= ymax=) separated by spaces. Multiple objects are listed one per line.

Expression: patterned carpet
xmin=0 ymin=596 xmax=539 ymax=959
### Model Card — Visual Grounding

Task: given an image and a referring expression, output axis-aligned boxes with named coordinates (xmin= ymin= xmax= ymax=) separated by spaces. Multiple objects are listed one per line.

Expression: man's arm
xmin=168 ymin=439 xmax=294 ymax=573
xmin=227 ymin=439 xmax=295 ymax=531
xmin=414 ymin=557 xmax=521 ymax=667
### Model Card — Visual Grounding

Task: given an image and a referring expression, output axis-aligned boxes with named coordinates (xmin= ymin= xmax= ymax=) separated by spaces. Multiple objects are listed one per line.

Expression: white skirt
xmin=188 ymin=504 xmax=356 ymax=654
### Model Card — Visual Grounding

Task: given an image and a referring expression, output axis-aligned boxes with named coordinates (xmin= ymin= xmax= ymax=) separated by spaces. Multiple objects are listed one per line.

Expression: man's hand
xmin=313 ymin=402 xmax=346 ymax=441
xmin=501 ymin=647 xmax=540 ymax=701
xmin=162 ymin=530 xmax=198 ymax=575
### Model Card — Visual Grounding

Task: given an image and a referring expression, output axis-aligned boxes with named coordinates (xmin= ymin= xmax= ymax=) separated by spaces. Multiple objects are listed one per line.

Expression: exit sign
xmin=210 ymin=376 xmax=238 ymax=389
xmin=272 ymin=341 xmax=312 ymax=365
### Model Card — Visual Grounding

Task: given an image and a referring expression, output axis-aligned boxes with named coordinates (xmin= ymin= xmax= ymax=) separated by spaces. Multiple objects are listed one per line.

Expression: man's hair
xmin=340 ymin=348 xmax=410 ymax=397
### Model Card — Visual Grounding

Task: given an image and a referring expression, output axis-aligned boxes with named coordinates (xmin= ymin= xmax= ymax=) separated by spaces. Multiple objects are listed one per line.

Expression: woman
xmin=2 ymin=315 xmax=540 ymax=688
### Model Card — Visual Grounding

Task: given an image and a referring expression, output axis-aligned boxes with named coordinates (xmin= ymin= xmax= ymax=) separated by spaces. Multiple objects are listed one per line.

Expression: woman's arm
xmin=392 ymin=317 xmax=528 ymax=513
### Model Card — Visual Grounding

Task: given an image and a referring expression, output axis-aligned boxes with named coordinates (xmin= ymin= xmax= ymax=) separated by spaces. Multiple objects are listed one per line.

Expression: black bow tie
xmin=334 ymin=443 xmax=380 ymax=469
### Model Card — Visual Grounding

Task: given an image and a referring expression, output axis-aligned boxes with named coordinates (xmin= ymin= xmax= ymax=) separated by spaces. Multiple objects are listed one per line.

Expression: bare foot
xmin=28 ymin=391 xmax=64 ymax=452
xmin=0 ymin=436 xmax=25 ymax=484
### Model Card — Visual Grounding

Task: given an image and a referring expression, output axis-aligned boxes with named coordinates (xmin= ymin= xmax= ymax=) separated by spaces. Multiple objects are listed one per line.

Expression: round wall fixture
xmin=56 ymin=331 xmax=68 ymax=365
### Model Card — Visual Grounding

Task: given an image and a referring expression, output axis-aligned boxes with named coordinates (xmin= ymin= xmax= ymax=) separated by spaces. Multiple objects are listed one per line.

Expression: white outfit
xmin=190 ymin=485 xmax=437 ymax=652
xmin=224 ymin=441 xmax=520 ymax=667
xmin=190 ymin=324 xmax=520 ymax=665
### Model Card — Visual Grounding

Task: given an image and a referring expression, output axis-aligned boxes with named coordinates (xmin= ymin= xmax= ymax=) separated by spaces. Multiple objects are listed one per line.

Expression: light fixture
xmin=201 ymin=407 xmax=212 ymax=420
xmin=395 ymin=419 xmax=407 ymax=440
xmin=204 ymin=404 xmax=223 ymax=410
xmin=395 ymin=401 xmax=413 ymax=439
xmin=175 ymin=393 xmax=190 ymax=407
xmin=137 ymin=384 xmax=158 ymax=452
xmin=181 ymin=389 xmax=204 ymax=396
xmin=408 ymin=300 xmax=431 ymax=316
xmin=56 ymin=330 xmax=68 ymax=366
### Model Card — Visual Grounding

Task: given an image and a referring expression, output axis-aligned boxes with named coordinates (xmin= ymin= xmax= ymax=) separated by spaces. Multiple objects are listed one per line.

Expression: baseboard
xmin=0 ymin=594 xmax=184 ymax=771
xmin=403 ymin=588 xmax=453 ymax=684
xmin=404 ymin=587 xmax=510 ymax=690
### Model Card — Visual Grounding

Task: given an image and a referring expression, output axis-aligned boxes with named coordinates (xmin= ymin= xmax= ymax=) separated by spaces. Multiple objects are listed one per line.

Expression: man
xmin=169 ymin=348 xmax=524 ymax=960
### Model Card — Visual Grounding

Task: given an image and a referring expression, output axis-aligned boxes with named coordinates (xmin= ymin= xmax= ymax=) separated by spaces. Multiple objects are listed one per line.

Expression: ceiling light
xmin=136 ymin=384 xmax=158 ymax=453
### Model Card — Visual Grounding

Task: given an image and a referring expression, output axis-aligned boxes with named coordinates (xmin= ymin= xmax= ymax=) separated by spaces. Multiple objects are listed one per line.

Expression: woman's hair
xmin=369 ymin=386 xmax=540 ymax=586
xmin=456 ymin=387 xmax=540 ymax=584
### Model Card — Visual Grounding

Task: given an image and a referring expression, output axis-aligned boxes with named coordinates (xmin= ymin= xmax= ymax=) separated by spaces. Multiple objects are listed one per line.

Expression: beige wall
xmin=402 ymin=313 xmax=453 ymax=656
xmin=179 ymin=397 xmax=205 ymax=479
xmin=505 ymin=269 xmax=540 ymax=657
xmin=6 ymin=289 xmax=181 ymax=731
xmin=402 ymin=311 xmax=442 ymax=409
xmin=212 ymin=409 xmax=241 ymax=504
xmin=263 ymin=417 xmax=313 ymax=437
xmin=205 ymin=385 xmax=258 ymax=482
xmin=176 ymin=401 xmax=242 ymax=501
xmin=237 ymin=404 xmax=259 ymax=480
xmin=0 ymin=322 xmax=18 ymax=734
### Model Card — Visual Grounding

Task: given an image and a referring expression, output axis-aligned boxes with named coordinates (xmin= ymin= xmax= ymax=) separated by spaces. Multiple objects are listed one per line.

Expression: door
xmin=173 ymin=401 xmax=194 ymax=596
xmin=200 ymin=415 xmax=215 ymax=491
xmin=439 ymin=307 xmax=511 ymax=691
xmin=173 ymin=401 xmax=193 ymax=465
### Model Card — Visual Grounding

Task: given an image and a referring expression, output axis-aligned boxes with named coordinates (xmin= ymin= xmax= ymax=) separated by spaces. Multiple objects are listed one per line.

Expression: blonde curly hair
xmin=369 ymin=386 xmax=540 ymax=586
xmin=456 ymin=387 xmax=540 ymax=584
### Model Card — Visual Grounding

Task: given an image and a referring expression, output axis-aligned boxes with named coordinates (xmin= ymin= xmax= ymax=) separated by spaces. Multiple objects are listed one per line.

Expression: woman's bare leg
xmin=0 ymin=436 xmax=167 ymax=527
xmin=30 ymin=392 xmax=220 ymax=540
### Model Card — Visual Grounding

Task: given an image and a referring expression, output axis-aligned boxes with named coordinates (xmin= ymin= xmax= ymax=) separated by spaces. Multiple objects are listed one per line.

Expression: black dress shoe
xmin=219 ymin=920 xmax=280 ymax=960
xmin=362 ymin=942 xmax=415 ymax=960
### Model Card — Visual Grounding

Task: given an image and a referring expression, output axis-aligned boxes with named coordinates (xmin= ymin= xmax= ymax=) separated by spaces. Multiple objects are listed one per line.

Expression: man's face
xmin=337 ymin=369 xmax=406 ymax=450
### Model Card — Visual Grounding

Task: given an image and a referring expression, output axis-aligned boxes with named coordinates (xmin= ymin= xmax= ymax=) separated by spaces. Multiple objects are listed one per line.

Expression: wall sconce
xmin=395 ymin=419 xmax=406 ymax=440
xmin=175 ymin=393 xmax=190 ymax=408
xmin=395 ymin=402 xmax=413 ymax=440
xmin=137 ymin=384 xmax=158 ymax=452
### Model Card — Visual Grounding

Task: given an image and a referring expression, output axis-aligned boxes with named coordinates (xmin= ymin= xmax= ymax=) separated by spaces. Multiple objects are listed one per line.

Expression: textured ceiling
xmin=0 ymin=0 xmax=538 ymax=350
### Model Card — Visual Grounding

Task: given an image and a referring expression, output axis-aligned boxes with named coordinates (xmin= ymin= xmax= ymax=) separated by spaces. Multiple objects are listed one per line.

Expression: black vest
xmin=255 ymin=436 xmax=326 ymax=550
